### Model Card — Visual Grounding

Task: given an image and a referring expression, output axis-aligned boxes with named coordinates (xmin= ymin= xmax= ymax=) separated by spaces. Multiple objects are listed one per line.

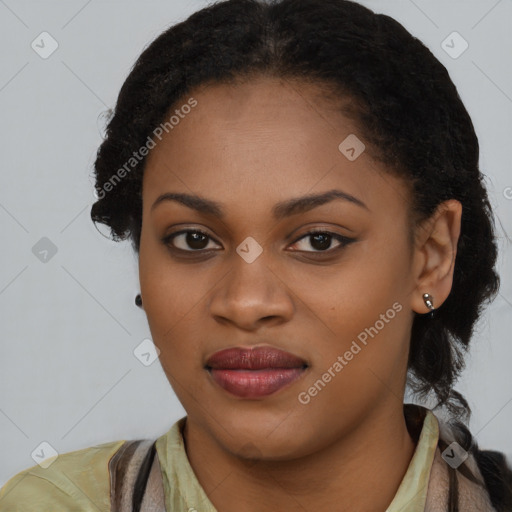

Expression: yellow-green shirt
xmin=0 ymin=410 xmax=439 ymax=511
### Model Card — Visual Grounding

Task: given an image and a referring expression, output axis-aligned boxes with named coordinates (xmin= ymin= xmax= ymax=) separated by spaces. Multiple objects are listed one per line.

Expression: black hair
xmin=90 ymin=0 xmax=509 ymax=507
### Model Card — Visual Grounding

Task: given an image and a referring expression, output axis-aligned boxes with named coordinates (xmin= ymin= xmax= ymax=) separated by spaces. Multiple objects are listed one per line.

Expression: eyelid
xmin=289 ymin=229 xmax=355 ymax=252
xmin=162 ymin=228 xmax=222 ymax=250
xmin=162 ymin=227 xmax=356 ymax=254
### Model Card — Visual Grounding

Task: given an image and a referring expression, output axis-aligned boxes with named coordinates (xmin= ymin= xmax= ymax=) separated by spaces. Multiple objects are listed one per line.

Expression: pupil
xmin=311 ymin=233 xmax=331 ymax=251
xmin=188 ymin=232 xmax=207 ymax=249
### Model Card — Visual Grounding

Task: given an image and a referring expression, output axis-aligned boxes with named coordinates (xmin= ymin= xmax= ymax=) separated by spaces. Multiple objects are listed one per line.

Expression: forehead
xmin=141 ymin=77 xmax=409 ymax=218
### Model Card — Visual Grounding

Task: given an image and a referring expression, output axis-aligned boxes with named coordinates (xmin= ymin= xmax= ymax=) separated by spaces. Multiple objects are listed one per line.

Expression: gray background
xmin=1 ymin=0 xmax=511 ymax=486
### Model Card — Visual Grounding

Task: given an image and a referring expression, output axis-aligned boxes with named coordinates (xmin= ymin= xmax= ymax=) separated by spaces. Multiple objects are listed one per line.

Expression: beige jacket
xmin=425 ymin=424 xmax=497 ymax=511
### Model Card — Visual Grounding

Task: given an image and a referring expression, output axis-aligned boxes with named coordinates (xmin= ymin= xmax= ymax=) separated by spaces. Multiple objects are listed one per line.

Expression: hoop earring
xmin=422 ymin=293 xmax=435 ymax=318
xmin=135 ymin=294 xmax=143 ymax=308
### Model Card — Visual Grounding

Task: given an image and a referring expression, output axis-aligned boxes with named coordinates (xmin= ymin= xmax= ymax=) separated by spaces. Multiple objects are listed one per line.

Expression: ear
xmin=410 ymin=199 xmax=462 ymax=314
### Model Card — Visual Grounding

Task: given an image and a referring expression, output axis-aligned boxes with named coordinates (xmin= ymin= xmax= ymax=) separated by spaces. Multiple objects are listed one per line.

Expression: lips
xmin=206 ymin=346 xmax=307 ymax=370
xmin=205 ymin=346 xmax=308 ymax=398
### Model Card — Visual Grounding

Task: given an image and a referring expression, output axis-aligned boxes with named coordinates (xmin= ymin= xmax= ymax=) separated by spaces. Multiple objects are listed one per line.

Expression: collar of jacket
xmin=403 ymin=404 xmax=497 ymax=511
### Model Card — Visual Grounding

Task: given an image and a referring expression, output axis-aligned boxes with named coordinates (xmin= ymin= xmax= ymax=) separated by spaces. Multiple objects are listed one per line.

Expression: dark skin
xmin=138 ymin=76 xmax=462 ymax=511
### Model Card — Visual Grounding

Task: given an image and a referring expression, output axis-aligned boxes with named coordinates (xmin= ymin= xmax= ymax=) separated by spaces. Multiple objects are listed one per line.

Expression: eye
xmin=162 ymin=229 xmax=221 ymax=252
xmin=289 ymin=230 xmax=355 ymax=253
xmin=162 ymin=228 xmax=355 ymax=255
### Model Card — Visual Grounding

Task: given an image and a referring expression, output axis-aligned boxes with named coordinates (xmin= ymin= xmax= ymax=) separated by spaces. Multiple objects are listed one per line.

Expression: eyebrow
xmin=151 ymin=189 xmax=368 ymax=220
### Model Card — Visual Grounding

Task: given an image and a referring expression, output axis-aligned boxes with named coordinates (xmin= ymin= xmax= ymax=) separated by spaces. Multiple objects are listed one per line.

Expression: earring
xmin=135 ymin=294 xmax=143 ymax=308
xmin=422 ymin=293 xmax=434 ymax=318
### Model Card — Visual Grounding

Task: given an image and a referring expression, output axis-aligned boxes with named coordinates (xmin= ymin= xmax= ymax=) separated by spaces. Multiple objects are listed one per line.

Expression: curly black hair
xmin=90 ymin=1 xmax=504 ymax=503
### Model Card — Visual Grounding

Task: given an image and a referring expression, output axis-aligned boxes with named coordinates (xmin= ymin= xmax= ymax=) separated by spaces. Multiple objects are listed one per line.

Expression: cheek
xmin=292 ymin=233 xmax=411 ymax=390
xmin=141 ymin=278 xmax=202 ymax=363
xmin=293 ymin=235 xmax=409 ymax=335
xmin=138 ymin=240 xmax=200 ymax=358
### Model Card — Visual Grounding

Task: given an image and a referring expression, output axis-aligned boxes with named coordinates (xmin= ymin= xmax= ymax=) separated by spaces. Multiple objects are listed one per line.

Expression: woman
xmin=1 ymin=0 xmax=511 ymax=510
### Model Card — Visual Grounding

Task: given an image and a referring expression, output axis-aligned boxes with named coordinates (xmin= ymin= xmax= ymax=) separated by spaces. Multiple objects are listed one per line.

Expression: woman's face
xmin=139 ymin=77 xmax=420 ymax=459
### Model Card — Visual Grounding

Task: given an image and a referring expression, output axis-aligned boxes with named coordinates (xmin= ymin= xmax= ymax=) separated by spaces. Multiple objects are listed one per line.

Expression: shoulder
xmin=436 ymin=414 xmax=512 ymax=511
xmin=0 ymin=439 xmax=126 ymax=512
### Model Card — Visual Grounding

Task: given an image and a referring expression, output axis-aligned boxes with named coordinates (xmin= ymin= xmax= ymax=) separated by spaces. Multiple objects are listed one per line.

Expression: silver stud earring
xmin=422 ymin=293 xmax=435 ymax=318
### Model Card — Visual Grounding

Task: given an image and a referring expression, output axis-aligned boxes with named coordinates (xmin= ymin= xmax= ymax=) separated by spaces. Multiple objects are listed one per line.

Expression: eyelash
xmin=161 ymin=228 xmax=355 ymax=256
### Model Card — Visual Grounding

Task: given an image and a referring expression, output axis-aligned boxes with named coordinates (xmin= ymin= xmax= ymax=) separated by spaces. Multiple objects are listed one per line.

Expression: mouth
xmin=205 ymin=346 xmax=309 ymax=399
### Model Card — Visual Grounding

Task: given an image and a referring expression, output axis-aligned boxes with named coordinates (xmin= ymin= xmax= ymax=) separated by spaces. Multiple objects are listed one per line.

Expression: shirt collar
xmin=155 ymin=416 xmax=217 ymax=512
xmin=385 ymin=407 xmax=439 ymax=511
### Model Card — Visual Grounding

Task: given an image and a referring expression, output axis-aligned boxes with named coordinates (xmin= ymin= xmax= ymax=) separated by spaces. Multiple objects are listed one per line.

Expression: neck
xmin=184 ymin=401 xmax=417 ymax=512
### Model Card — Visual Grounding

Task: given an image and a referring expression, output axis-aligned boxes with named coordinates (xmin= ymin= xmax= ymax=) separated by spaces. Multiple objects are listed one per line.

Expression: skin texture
xmin=138 ymin=76 xmax=462 ymax=512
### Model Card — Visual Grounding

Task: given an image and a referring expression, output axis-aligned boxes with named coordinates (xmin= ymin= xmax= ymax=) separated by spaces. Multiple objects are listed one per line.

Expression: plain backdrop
xmin=1 ymin=0 xmax=511 ymax=486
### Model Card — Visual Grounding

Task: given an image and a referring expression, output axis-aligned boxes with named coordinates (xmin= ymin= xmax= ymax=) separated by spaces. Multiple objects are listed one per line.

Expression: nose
xmin=208 ymin=251 xmax=295 ymax=331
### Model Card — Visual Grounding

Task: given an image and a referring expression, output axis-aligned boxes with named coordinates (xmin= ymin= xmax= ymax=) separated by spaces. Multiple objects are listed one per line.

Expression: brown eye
xmin=290 ymin=230 xmax=355 ymax=253
xmin=163 ymin=229 xmax=221 ymax=252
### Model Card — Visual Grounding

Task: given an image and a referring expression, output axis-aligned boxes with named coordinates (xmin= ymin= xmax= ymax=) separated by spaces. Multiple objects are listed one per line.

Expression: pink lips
xmin=205 ymin=346 xmax=308 ymax=398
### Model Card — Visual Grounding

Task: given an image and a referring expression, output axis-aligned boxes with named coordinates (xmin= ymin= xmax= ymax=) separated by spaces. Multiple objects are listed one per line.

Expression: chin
xmin=206 ymin=407 xmax=319 ymax=461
